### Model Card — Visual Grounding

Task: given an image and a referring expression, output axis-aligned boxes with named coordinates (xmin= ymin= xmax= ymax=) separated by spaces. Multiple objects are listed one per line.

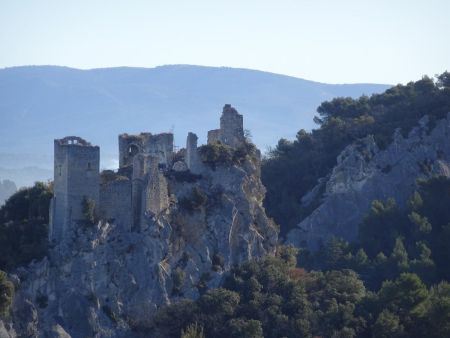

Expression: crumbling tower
xmin=131 ymin=154 xmax=169 ymax=231
xmin=49 ymin=136 xmax=100 ymax=242
xmin=118 ymin=133 xmax=174 ymax=169
xmin=207 ymin=104 xmax=245 ymax=148
xmin=186 ymin=132 xmax=200 ymax=173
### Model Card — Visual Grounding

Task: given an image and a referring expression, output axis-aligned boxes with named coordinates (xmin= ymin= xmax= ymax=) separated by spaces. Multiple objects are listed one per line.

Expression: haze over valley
xmin=0 ymin=64 xmax=390 ymax=188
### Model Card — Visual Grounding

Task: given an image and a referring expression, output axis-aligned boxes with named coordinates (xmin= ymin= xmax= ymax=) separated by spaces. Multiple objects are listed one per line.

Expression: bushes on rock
xmin=0 ymin=182 xmax=51 ymax=271
xmin=178 ymin=188 xmax=208 ymax=212
xmin=0 ymin=271 xmax=14 ymax=317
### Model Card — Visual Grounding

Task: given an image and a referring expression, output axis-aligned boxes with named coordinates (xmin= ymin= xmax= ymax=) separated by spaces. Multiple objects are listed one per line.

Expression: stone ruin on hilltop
xmin=49 ymin=104 xmax=246 ymax=242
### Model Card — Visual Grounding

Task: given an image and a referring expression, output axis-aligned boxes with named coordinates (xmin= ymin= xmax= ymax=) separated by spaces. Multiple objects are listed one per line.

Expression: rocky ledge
xmin=3 ymin=143 xmax=277 ymax=338
xmin=287 ymin=113 xmax=450 ymax=250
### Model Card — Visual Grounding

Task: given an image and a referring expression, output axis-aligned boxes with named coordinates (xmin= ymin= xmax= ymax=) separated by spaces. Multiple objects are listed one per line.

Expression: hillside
xmin=0 ymin=65 xmax=389 ymax=187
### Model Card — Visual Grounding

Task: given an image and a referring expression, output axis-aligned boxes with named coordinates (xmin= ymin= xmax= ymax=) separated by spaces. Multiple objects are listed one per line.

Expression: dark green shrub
xmin=173 ymin=268 xmax=186 ymax=295
xmin=199 ymin=142 xmax=233 ymax=169
xmin=0 ymin=271 xmax=14 ymax=317
xmin=82 ymin=196 xmax=97 ymax=224
xmin=178 ymin=188 xmax=208 ymax=212
xmin=0 ymin=182 xmax=51 ymax=271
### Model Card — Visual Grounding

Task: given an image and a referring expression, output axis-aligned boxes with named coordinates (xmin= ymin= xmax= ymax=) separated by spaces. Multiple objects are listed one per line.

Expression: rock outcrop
xmin=8 ymin=144 xmax=277 ymax=337
xmin=287 ymin=113 xmax=450 ymax=250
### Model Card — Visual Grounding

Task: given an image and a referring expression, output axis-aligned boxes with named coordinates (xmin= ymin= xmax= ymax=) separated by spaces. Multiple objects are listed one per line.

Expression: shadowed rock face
xmin=6 ymin=143 xmax=278 ymax=338
xmin=287 ymin=113 xmax=450 ymax=250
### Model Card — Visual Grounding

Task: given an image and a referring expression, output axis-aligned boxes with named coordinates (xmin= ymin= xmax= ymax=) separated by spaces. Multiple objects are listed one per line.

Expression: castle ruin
xmin=49 ymin=105 xmax=246 ymax=241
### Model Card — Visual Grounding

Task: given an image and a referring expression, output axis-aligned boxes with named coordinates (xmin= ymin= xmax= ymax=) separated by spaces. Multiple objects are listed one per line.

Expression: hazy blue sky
xmin=1 ymin=0 xmax=449 ymax=84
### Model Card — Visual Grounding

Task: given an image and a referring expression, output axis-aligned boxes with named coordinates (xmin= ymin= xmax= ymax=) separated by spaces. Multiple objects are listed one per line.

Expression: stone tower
xmin=207 ymin=104 xmax=245 ymax=148
xmin=220 ymin=104 xmax=244 ymax=147
xmin=118 ymin=133 xmax=174 ymax=168
xmin=131 ymin=154 xmax=169 ymax=231
xmin=49 ymin=136 xmax=100 ymax=242
xmin=186 ymin=132 xmax=200 ymax=173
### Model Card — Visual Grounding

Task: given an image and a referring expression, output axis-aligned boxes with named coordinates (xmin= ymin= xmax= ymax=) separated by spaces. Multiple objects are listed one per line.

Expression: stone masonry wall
xmin=99 ymin=179 xmax=132 ymax=231
xmin=51 ymin=137 xmax=99 ymax=243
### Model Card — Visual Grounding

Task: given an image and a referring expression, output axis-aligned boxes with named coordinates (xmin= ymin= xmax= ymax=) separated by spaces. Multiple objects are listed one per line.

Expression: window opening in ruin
xmin=87 ymin=162 xmax=92 ymax=170
xmin=128 ymin=144 xmax=139 ymax=158
xmin=58 ymin=165 xmax=62 ymax=176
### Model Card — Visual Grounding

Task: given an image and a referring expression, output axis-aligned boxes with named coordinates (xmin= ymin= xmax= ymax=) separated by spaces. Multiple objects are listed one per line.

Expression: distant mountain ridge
xmin=0 ymin=65 xmax=390 ymax=186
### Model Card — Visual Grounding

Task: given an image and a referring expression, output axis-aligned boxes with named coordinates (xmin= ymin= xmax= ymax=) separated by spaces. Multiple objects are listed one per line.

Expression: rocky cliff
xmin=287 ymin=113 xmax=450 ymax=250
xmin=3 ymin=144 xmax=277 ymax=337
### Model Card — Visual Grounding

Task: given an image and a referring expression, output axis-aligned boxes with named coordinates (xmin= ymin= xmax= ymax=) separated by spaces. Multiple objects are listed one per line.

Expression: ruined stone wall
xmin=207 ymin=129 xmax=220 ymax=145
xmin=186 ymin=132 xmax=200 ymax=173
xmin=118 ymin=134 xmax=144 ymax=168
xmin=51 ymin=139 xmax=69 ymax=242
xmin=51 ymin=137 xmax=100 ymax=242
xmin=143 ymin=156 xmax=169 ymax=223
xmin=207 ymin=105 xmax=245 ymax=148
xmin=131 ymin=154 xmax=147 ymax=231
xmin=99 ymin=179 xmax=132 ymax=231
xmin=119 ymin=133 xmax=174 ymax=169
xmin=142 ymin=133 xmax=174 ymax=167
xmin=219 ymin=104 xmax=244 ymax=148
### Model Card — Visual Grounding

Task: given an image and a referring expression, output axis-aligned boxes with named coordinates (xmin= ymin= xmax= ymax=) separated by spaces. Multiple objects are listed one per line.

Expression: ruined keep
xmin=10 ymin=104 xmax=279 ymax=338
xmin=50 ymin=104 xmax=245 ymax=238
xmin=49 ymin=136 xmax=100 ymax=243
xmin=207 ymin=104 xmax=245 ymax=147
xmin=118 ymin=132 xmax=173 ymax=168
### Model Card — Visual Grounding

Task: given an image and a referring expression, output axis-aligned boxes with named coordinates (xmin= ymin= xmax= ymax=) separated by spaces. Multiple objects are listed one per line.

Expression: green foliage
xmin=181 ymin=323 xmax=205 ymax=338
xmin=212 ymin=253 xmax=225 ymax=272
xmin=178 ymin=187 xmax=208 ymax=212
xmin=102 ymin=304 xmax=119 ymax=323
xmin=372 ymin=309 xmax=404 ymax=338
xmin=151 ymin=253 xmax=369 ymax=338
xmin=82 ymin=196 xmax=97 ymax=224
xmin=172 ymin=268 xmax=186 ymax=295
xmin=150 ymin=246 xmax=450 ymax=338
xmin=199 ymin=142 xmax=234 ymax=169
xmin=199 ymin=141 xmax=257 ymax=170
xmin=359 ymin=199 xmax=407 ymax=257
xmin=0 ymin=182 xmax=52 ymax=271
xmin=414 ymin=282 xmax=450 ymax=338
xmin=0 ymin=271 xmax=14 ymax=317
xmin=228 ymin=318 xmax=263 ymax=338
xmin=0 ymin=181 xmax=52 ymax=223
xmin=262 ymin=73 xmax=450 ymax=236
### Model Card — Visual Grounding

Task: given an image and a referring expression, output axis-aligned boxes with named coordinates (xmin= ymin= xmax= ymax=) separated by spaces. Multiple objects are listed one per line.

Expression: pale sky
xmin=0 ymin=0 xmax=449 ymax=84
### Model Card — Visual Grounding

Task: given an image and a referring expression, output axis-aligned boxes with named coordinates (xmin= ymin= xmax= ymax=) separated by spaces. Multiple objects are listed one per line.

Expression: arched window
xmin=128 ymin=144 xmax=139 ymax=157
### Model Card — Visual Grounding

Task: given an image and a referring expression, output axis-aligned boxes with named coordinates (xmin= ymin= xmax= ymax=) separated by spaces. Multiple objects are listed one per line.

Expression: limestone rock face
xmin=10 ymin=149 xmax=277 ymax=337
xmin=287 ymin=113 xmax=450 ymax=250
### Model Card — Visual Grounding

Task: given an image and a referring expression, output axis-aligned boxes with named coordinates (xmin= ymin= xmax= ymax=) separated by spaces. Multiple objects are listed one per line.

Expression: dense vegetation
xmin=151 ymin=248 xmax=450 ymax=338
xmin=199 ymin=141 xmax=258 ymax=170
xmin=153 ymin=178 xmax=450 ymax=337
xmin=299 ymin=176 xmax=450 ymax=290
xmin=0 ymin=182 xmax=52 ymax=271
xmin=0 ymin=271 xmax=14 ymax=317
xmin=262 ymin=72 xmax=450 ymax=236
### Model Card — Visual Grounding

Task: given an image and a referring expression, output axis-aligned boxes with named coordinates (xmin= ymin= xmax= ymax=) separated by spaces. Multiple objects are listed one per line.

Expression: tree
xmin=181 ymin=323 xmax=205 ymax=338
xmin=82 ymin=196 xmax=97 ymax=224
xmin=378 ymin=273 xmax=428 ymax=329
xmin=359 ymin=199 xmax=406 ymax=257
xmin=425 ymin=282 xmax=450 ymax=337
xmin=0 ymin=271 xmax=14 ymax=317
xmin=372 ymin=309 xmax=404 ymax=338
xmin=0 ymin=182 xmax=52 ymax=270
xmin=228 ymin=318 xmax=263 ymax=338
